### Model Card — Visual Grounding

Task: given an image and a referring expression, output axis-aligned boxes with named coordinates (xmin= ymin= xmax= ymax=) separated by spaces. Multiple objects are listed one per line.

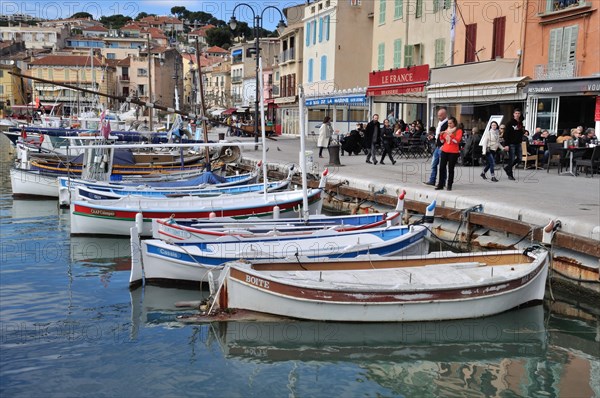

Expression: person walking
xmin=424 ymin=107 xmax=448 ymax=186
xmin=479 ymin=121 xmax=501 ymax=182
xmin=503 ymin=108 xmax=525 ymax=180
xmin=317 ymin=116 xmax=333 ymax=158
xmin=365 ymin=114 xmax=381 ymax=164
xmin=435 ymin=117 xmax=462 ymax=191
xmin=379 ymin=119 xmax=396 ymax=165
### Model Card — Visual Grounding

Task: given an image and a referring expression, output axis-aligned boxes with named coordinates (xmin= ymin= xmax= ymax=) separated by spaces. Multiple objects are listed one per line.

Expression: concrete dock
xmin=213 ymin=128 xmax=600 ymax=243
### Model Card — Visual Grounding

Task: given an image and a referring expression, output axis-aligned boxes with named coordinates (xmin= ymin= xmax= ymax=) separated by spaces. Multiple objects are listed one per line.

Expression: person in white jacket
xmin=479 ymin=121 xmax=502 ymax=182
xmin=317 ymin=116 xmax=333 ymax=158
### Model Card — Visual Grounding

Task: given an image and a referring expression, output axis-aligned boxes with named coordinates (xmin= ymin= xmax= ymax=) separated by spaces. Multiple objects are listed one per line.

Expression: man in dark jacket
xmin=365 ymin=114 xmax=381 ymax=164
xmin=503 ymin=108 xmax=524 ymax=180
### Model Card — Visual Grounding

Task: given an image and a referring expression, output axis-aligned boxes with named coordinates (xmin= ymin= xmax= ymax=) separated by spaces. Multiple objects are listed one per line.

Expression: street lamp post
xmin=229 ymin=4 xmax=286 ymax=149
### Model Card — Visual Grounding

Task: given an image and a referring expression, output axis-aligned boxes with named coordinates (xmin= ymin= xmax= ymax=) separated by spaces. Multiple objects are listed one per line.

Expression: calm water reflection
xmin=1 ymin=157 xmax=598 ymax=397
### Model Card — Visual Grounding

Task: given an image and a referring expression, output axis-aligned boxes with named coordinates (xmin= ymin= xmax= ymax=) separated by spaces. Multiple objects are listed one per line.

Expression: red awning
xmin=222 ymin=107 xmax=237 ymax=115
xmin=366 ymin=83 xmax=425 ymax=97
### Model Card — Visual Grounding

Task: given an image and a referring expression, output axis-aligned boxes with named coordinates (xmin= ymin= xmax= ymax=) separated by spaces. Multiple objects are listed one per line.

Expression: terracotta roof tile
xmin=29 ymin=55 xmax=104 ymax=67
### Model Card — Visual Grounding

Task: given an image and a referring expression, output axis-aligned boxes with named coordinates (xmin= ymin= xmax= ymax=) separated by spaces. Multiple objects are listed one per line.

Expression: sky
xmin=1 ymin=0 xmax=302 ymax=30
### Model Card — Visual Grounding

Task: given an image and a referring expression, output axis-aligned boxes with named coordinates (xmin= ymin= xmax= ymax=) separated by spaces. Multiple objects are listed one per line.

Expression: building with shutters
xmin=521 ymin=0 xmax=600 ymax=135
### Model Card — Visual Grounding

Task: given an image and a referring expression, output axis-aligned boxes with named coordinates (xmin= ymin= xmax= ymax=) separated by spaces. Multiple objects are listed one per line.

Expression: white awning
xmin=427 ymin=59 xmax=530 ymax=104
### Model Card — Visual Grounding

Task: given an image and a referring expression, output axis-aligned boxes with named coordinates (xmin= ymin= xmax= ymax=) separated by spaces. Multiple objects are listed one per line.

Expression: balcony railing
xmin=231 ymin=76 xmax=243 ymax=83
xmin=279 ymin=47 xmax=296 ymax=63
xmin=119 ymin=75 xmax=130 ymax=81
xmin=534 ymin=61 xmax=582 ymax=80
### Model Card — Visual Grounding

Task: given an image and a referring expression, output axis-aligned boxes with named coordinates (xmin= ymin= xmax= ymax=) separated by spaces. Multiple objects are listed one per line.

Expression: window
xmin=0 ymin=85 xmax=4 ymax=95
xmin=350 ymin=0 xmax=362 ymax=6
xmin=137 ymin=68 xmax=148 ymax=77
xmin=319 ymin=18 xmax=323 ymax=42
xmin=444 ymin=0 xmax=451 ymax=8
xmin=403 ymin=44 xmax=413 ymax=67
xmin=492 ymin=16 xmax=506 ymax=59
xmin=312 ymin=20 xmax=317 ymax=45
xmin=107 ymin=53 xmax=116 ymax=59
xmin=65 ymin=69 xmax=69 ymax=80
xmin=433 ymin=0 xmax=441 ymax=13
xmin=415 ymin=0 xmax=423 ymax=18
xmin=320 ymin=55 xmax=327 ymax=80
xmin=379 ymin=0 xmax=386 ymax=25
xmin=0 ymin=70 xmax=3 ymax=78
xmin=464 ymin=23 xmax=477 ymax=63
xmin=138 ymin=84 xmax=145 ymax=96
xmin=546 ymin=0 xmax=581 ymax=13
xmin=378 ymin=43 xmax=385 ymax=70
xmin=308 ymin=58 xmax=314 ymax=83
xmin=394 ymin=0 xmax=403 ymax=19
xmin=305 ymin=23 xmax=310 ymax=47
xmin=549 ymin=25 xmax=578 ymax=65
xmin=48 ymin=69 xmax=53 ymax=80
xmin=435 ymin=38 xmax=445 ymax=66
xmin=393 ymin=39 xmax=402 ymax=68
xmin=325 ymin=15 xmax=330 ymax=41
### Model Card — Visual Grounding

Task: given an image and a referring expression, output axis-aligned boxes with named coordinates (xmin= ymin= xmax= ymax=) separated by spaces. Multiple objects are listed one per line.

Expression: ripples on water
xmin=0 ymin=156 xmax=599 ymax=397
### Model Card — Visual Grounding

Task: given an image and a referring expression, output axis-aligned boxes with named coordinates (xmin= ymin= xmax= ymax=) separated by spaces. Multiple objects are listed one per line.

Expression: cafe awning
xmin=221 ymin=107 xmax=237 ymax=115
xmin=427 ymin=59 xmax=529 ymax=104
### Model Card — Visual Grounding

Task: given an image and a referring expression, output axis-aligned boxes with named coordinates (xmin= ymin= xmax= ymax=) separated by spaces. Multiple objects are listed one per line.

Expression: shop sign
xmin=305 ymin=96 xmax=366 ymax=106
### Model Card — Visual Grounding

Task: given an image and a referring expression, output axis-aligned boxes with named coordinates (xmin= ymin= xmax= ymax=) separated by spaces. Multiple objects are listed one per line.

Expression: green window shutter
xmin=393 ymin=39 xmax=402 ymax=68
xmin=435 ymin=38 xmax=445 ymax=67
xmin=394 ymin=0 xmax=403 ymax=19
xmin=403 ymin=44 xmax=413 ymax=67
xmin=378 ymin=43 xmax=385 ymax=70
xmin=379 ymin=0 xmax=387 ymax=25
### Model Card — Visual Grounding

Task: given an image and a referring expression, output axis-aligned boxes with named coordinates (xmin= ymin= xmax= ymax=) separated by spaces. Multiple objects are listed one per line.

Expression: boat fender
xmin=542 ymin=219 xmax=561 ymax=246
xmin=423 ymin=200 xmax=436 ymax=225
xmin=135 ymin=212 xmax=143 ymax=232
xmin=209 ymin=212 xmax=216 ymax=219
xmin=273 ymin=205 xmax=280 ymax=219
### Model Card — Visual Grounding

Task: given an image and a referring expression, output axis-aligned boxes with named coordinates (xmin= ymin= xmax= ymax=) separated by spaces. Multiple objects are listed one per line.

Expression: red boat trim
xmin=73 ymin=192 xmax=321 ymax=221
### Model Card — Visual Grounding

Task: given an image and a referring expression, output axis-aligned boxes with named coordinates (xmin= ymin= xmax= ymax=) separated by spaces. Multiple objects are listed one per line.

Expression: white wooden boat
xmin=152 ymin=192 xmax=410 ymax=243
xmin=72 ymin=170 xmax=329 ymax=236
xmin=57 ymin=166 xmax=261 ymax=205
xmin=129 ymin=222 xmax=430 ymax=288
xmin=209 ymin=247 xmax=549 ymax=322
xmin=10 ymin=167 xmax=63 ymax=198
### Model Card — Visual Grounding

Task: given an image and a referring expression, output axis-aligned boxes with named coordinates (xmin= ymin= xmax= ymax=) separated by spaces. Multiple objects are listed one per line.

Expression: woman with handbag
xmin=479 ymin=121 xmax=501 ymax=182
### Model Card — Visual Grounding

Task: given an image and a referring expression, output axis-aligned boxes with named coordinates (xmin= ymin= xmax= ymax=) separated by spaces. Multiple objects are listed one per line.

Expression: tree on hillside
xmin=99 ymin=14 xmax=133 ymax=30
xmin=134 ymin=12 xmax=155 ymax=21
xmin=70 ymin=12 xmax=93 ymax=20
xmin=171 ymin=6 xmax=187 ymax=19
xmin=206 ymin=27 xmax=232 ymax=48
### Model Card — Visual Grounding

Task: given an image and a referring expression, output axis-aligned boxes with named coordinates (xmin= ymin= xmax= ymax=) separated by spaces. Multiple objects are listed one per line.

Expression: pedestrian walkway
xmin=212 ymin=128 xmax=600 ymax=240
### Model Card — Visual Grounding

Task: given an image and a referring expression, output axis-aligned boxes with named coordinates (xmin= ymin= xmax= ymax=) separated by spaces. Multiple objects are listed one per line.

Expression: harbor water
xmin=1 ymin=152 xmax=599 ymax=397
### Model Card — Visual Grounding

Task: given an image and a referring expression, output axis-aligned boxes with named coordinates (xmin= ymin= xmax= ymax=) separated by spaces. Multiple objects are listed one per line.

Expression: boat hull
xmin=10 ymin=167 xmax=59 ymax=198
xmin=71 ymin=189 xmax=323 ymax=236
xmin=222 ymin=251 xmax=549 ymax=322
xmin=131 ymin=225 xmax=429 ymax=286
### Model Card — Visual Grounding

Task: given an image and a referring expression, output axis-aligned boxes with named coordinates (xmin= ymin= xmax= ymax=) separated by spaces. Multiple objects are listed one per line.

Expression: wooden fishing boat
xmin=209 ymin=247 xmax=549 ymax=322
xmin=129 ymin=222 xmax=430 ymax=288
xmin=152 ymin=192 xmax=412 ymax=243
xmin=57 ymin=165 xmax=266 ymax=205
xmin=71 ymin=171 xmax=329 ymax=236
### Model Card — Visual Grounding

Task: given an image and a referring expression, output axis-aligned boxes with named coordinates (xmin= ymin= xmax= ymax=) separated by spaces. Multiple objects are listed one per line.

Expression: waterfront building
xmin=522 ymin=0 xmax=600 ymax=135
xmin=229 ymin=39 xmax=279 ymax=109
xmin=0 ymin=23 xmax=68 ymax=50
xmin=370 ymin=0 xmax=452 ymax=124
xmin=27 ymin=54 xmax=115 ymax=115
xmin=426 ymin=0 xmax=530 ymax=131
xmin=276 ymin=4 xmax=305 ymax=135
xmin=0 ymin=63 xmax=27 ymax=114
xmin=302 ymin=0 xmax=373 ymax=135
